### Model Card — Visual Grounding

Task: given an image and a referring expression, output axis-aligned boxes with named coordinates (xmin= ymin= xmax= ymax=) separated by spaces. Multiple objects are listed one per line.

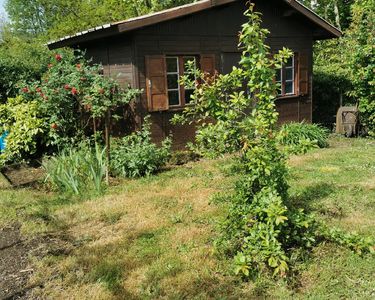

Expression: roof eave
xmin=48 ymin=25 xmax=120 ymax=50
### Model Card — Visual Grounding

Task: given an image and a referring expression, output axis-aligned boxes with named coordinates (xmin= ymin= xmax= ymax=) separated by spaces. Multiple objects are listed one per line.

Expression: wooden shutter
xmin=145 ymin=55 xmax=168 ymax=112
xmin=298 ymin=52 xmax=309 ymax=96
xmin=200 ymin=54 xmax=216 ymax=76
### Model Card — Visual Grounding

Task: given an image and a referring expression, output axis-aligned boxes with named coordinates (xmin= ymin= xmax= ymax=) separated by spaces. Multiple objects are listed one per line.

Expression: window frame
xmin=166 ymin=55 xmax=198 ymax=108
xmin=166 ymin=56 xmax=181 ymax=107
xmin=276 ymin=53 xmax=298 ymax=98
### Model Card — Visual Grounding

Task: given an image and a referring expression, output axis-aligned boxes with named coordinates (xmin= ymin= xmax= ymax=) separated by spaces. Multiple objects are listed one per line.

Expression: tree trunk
xmin=333 ymin=0 xmax=341 ymax=30
xmin=104 ymin=110 xmax=111 ymax=185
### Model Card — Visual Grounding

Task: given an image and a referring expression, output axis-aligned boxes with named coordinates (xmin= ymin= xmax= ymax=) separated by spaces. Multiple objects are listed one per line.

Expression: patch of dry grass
xmin=2 ymin=136 xmax=375 ymax=299
xmin=27 ymin=158 xmax=247 ymax=299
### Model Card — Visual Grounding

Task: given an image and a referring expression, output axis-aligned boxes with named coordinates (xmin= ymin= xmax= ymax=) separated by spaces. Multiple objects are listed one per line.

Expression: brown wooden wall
xmin=82 ymin=37 xmax=139 ymax=135
xmin=80 ymin=0 xmax=315 ymax=148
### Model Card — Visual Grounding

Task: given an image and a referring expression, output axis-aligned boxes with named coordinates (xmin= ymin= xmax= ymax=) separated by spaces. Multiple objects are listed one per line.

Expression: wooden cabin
xmin=48 ymin=0 xmax=341 ymax=148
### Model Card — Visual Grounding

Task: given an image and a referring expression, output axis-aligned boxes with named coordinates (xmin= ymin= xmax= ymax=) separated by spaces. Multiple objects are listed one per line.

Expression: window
xmin=166 ymin=55 xmax=197 ymax=107
xmin=146 ymin=54 xmax=215 ymax=112
xmin=276 ymin=55 xmax=296 ymax=97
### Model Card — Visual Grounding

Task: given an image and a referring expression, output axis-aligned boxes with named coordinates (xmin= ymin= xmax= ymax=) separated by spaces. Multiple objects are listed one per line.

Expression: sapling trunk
xmin=104 ymin=109 xmax=111 ymax=185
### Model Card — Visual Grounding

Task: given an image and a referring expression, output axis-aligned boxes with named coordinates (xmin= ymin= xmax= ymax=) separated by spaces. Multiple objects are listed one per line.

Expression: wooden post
xmin=104 ymin=109 xmax=111 ymax=185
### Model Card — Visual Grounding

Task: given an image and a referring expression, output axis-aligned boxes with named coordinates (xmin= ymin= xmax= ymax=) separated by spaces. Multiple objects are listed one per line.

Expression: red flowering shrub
xmin=18 ymin=50 xmax=140 ymax=151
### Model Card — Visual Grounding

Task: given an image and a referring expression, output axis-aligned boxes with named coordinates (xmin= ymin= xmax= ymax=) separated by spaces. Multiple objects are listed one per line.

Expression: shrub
xmin=277 ymin=122 xmax=329 ymax=154
xmin=0 ymin=96 xmax=48 ymax=164
xmin=43 ymin=143 xmax=106 ymax=196
xmin=188 ymin=121 xmax=242 ymax=159
xmin=21 ymin=49 xmax=140 ymax=150
xmin=110 ymin=117 xmax=171 ymax=178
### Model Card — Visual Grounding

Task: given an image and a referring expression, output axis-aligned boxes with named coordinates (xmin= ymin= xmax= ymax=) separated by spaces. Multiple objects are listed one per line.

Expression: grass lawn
xmin=1 ymin=136 xmax=375 ymax=299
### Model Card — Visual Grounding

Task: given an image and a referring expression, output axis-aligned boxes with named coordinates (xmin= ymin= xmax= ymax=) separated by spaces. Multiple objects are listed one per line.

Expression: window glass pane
xmin=167 ymin=74 xmax=179 ymax=89
xmin=285 ymin=57 xmax=293 ymax=68
xmin=166 ymin=57 xmax=178 ymax=73
xmin=185 ymin=89 xmax=194 ymax=104
xmin=285 ymin=81 xmax=294 ymax=94
xmin=168 ymin=90 xmax=180 ymax=106
xmin=285 ymin=68 xmax=293 ymax=81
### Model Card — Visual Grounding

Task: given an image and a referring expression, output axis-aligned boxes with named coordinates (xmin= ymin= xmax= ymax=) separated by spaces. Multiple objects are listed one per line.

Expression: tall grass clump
xmin=278 ymin=122 xmax=329 ymax=154
xmin=44 ymin=143 xmax=106 ymax=196
xmin=110 ymin=117 xmax=171 ymax=178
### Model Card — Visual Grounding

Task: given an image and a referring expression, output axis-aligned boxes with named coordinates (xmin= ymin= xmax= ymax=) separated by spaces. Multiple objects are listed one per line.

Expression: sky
xmin=0 ymin=0 xmax=7 ymax=20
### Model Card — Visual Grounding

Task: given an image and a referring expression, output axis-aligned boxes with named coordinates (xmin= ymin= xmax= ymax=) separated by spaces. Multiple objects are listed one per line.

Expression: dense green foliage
xmin=299 ymin=0 xmax=354 ymax=31
xmin=348 ymin=0 xmax=375 ymax=136
xmin=0 ymin=50 xmax=140 ymax=165
xmin=176 ymin=4 xmax=374 ymax=278
xmin=111 ymin=117 xmax=171 ymax=178
xmin=0 ymin=96 xmax=47 ymax=163
xmin=0 ymin=33 xmax=49 ymax=100
xmin=5 ymin=0 xmax=196 ymax=39
xmin=278 ymin=122 xmax=329 ymax=154
xmin=311 ymin=0 xmax=374 ymax=134
xmin=44 ymin=143 xmax=106 ymax=195
xmin=20 ymin=50 xmax=139 ymax=148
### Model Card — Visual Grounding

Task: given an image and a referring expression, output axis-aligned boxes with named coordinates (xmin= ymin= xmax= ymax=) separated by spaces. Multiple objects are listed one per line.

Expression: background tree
xmin=0 ymin=29 xmax=49 ymax=101
xmin=311 ymin=0 xmax=374 ymax=132
xmin=348 ymin=0 xmax=375 ymax=135
xmin=5 ymin=0 xmax=196 ymax=40
xmin=299 ymin=0 xmax=353 ymax=30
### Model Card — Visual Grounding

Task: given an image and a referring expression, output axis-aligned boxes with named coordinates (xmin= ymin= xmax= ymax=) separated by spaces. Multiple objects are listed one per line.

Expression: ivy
xmin=174 ymin=3 xmax=374 ymax=278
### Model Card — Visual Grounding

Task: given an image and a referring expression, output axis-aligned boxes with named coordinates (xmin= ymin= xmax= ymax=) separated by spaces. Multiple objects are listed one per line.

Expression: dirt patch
xmin=1 ymin=164 xmax=45 ymax=187
xmin=0 ymin=225 xmax=74 ymax=299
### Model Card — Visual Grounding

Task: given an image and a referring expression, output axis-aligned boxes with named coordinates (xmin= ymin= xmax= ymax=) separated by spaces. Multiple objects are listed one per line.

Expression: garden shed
xmin=48 ymin=0 xmax=341 ymax=148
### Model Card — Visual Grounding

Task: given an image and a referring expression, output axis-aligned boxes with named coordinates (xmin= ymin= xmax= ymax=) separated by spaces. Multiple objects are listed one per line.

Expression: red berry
xmin=76 ymin=64 xmax=81 ymax=69
xmin=55 ymin=54 xmax=62 ymax=61
xmin=22 ymin=87 xmax=29 ymax=93
xmin=36 ymin=87 xmax=42 ymax=93
xmin=71 ymin=87 xmax=78 ymax=95
xmin=64 ymin=84 xmax=70 ymax=90
xmin=51 ymin=123 xmax=58 ymax=129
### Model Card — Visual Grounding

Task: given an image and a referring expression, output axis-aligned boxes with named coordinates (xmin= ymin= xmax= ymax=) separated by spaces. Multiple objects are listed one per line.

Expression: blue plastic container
xmin=0 ymin=131 xmax=8 ymax=152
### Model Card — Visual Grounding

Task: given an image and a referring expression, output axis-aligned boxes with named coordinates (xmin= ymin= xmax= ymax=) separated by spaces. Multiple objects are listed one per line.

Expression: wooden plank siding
xmin=82 ymin=36 xmax=139 ymax=136
xmin=76 ymin=0 xmax=315 ymax=148
xmin=133 ymin=0 xmax=314 ymax=148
